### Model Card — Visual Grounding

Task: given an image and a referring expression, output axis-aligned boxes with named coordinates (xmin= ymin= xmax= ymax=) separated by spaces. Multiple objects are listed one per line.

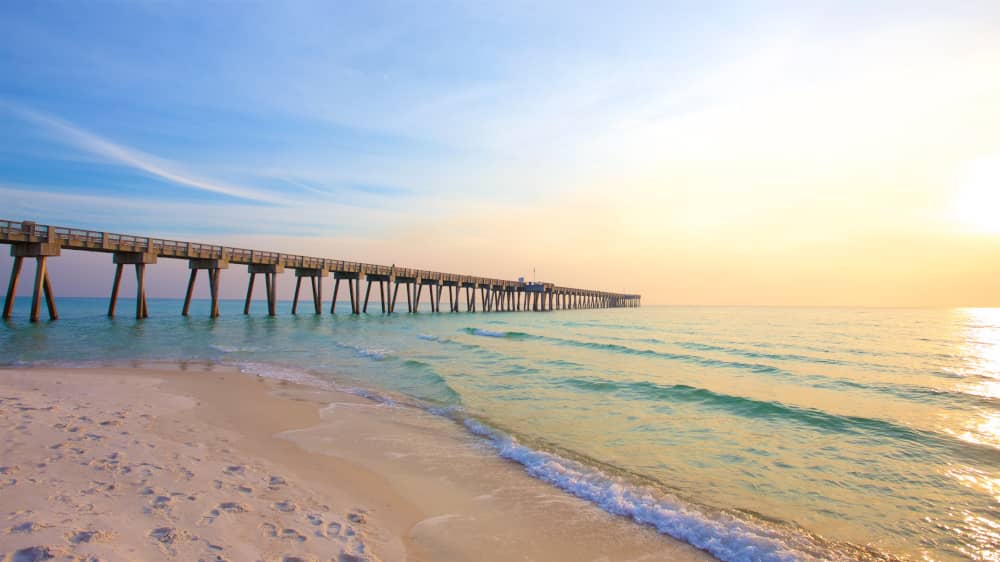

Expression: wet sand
xmin=0 ymin=365 xmax=712 ymax=561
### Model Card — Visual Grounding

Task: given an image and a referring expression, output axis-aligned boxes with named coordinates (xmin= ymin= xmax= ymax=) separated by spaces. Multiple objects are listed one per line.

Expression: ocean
xmin=2 ymin=298 xmax=997 ymax=561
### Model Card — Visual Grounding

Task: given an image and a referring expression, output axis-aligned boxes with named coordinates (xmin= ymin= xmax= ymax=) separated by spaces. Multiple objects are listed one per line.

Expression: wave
xmin=674 ymin=340 xmax=855 ymax=367
xmin=209 ymin=344 xmax=260 ymax=354
xmin=228 ymin=358 xmax=868 ymax=560
xmin=462 ymin=327 xmax=530 ymax=338
xmin=560 ymin=376 xmax=1000 ymax=462
xmin=559 ymin=320 xmax=658 ymax=332
xmin=331 ymin=341 xmax=392 ymax=360
xmin=234 ymin=361 xmax=330 ymax=387
xmin=505 ymin=332 xmax=996 ymax=409
xmin=462 ymin=418 xmax=883 ymax=562
xmin=670 ymin=340 xmax=976 ymax=383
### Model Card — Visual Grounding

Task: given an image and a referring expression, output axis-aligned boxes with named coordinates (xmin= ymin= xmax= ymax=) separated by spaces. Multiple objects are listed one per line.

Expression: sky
xmin=1 ymin=1 xmax=999 ymax=306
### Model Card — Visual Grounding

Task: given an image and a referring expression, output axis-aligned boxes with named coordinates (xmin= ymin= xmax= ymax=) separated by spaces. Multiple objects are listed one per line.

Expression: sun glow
xmin=953 ymin=156 xmax=1000 ymax=235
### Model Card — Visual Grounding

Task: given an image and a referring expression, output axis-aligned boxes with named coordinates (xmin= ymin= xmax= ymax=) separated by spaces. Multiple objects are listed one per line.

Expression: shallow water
xmin=2 ymin=298 xmax=998 ymax=561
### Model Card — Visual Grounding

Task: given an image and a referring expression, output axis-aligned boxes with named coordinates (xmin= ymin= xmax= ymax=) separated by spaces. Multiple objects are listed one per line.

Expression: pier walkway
xmin=1 ymin=220 xmax=640 ymax=321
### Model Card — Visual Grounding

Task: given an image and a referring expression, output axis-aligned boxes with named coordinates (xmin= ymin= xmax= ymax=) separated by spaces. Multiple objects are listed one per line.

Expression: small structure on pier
xmin=1 ymin=219 xmax=640 ymax=321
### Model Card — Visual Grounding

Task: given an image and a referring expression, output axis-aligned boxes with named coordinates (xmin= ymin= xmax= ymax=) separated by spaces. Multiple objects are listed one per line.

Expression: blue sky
xmin=2 ymin=2 xmax=999 ymax=304
xmin=0 ymin=1 xmax=771 ymax=237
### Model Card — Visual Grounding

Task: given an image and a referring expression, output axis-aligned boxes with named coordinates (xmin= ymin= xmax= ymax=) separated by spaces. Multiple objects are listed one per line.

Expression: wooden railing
xmin=0 ymin=219 xmax=641 ymax=299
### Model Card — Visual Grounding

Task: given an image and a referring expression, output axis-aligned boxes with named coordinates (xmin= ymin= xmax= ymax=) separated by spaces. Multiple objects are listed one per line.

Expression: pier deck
xmin=1 ymin=219 xmax=640 ymax=321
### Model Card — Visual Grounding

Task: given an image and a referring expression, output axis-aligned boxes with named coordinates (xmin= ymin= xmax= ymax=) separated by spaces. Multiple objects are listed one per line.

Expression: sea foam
xmin=469 ymin=328 xmax=507 ymax=337
xmin=463 ymin=418 xmax=833 ymax=562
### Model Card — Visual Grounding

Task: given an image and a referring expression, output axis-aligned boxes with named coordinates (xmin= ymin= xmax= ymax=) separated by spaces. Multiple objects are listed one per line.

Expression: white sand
xmin=0 ymin=369 xmax=382 ymax=562
xmin=0 ymin=366 xmax=713 ymax=562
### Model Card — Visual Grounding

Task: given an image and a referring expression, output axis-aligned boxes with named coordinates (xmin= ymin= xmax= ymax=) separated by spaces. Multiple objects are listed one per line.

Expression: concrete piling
xmin=0 ymin=220 xmax=641 ymax=320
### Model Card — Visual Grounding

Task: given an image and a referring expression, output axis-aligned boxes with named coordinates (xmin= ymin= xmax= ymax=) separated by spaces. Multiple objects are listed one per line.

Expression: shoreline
xmin=0 ymin=364 xmax=713 ymax=561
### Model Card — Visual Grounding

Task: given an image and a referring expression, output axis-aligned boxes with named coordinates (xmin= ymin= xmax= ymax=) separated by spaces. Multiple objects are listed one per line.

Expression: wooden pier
xmin=1 ymin=220 xmax=641 ymax=321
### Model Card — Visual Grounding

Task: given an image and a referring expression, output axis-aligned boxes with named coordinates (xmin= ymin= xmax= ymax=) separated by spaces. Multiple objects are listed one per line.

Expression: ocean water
xmin=2 ymin=298 xmax=998 ymax=561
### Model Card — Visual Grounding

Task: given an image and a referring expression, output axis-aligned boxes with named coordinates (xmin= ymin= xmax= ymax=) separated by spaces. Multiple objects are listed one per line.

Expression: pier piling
xmin=0 ymin=220 xmax=641 ymax=320
xmin=246 ymin=264 xmax=282 ymax=316
xmin=291 ymin=268 xmax=326 ymax=315
xmin=184 ymin=259 xmax=228 ymax=318
xmin=109 ymin=252 xmax=156 ymax=319
xmin=6 ymin=241 xmax=61 ymax=322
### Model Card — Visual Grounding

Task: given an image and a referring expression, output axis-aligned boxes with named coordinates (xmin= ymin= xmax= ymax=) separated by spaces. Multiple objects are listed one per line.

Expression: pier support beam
xmin=3 ymin=256 xmax=22 ymax=320
xmin=358 ymin=273 xmax=396 ymax=314
xmin=246 ymin=264 xmax=283 ymax=316
xmin=291 ymin=268 xmax=327 ymax=315
xmin=388 ymin=278 xmax=401 ymax=314
xmin=348 ymin=278 xmax=357 ymax=314
xmin=462 ymin=283 xmax=475 ymax=312
xmin=361 ymin=274 xmax=391 ymax=314
xmin=363 ymin=278 xmax=373 ymax=313
xmin=109 ymin=252 xmax=157 ymax=319
xmin=443 ymin=283 xmax=457 ymax=313
xmin=389 ymin=276 xmax=415 ymax=313
xmin=4 ymin=243 xmax=61 ymax=322
xmin=184 ymin=259 xmax=228 ymax=318
xmin=417 ymin=280 xmax=439 ymax=313
xmin=332 ymin=272 xmax=362 ymax=314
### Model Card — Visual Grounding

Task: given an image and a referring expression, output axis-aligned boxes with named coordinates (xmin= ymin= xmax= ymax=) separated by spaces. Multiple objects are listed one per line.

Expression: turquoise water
xmin=2 ymin=298 xmax=999 ymax=561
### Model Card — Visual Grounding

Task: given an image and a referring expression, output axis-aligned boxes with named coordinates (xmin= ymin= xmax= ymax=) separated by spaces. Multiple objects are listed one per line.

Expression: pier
xmin=1 ymin=220 xmax=640 ymax=321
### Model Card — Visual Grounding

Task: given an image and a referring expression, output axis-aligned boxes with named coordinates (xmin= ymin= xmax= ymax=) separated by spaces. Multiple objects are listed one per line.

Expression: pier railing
xmin=1 ymin=219 xmax=640 ymax=321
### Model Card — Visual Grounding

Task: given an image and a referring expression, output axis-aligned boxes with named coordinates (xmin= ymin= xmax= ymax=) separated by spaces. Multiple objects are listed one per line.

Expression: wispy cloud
xmin=0 ymin=183 xmax=398 ymax=238
xmin=276 ymin=177 xmax=413 ymax=198
xmin=1 ymin=101 xmax=283 ymax=204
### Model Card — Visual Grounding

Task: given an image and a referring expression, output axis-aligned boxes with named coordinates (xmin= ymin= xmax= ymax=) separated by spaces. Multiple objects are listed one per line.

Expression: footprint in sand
xmin=326 ymin=522 xmax=342 ymax=539
xmin=280 ymin=528 xmax=307 ymax=542
xmin=10 ymin=545 xmax=55 ymax=562
xmin=260 ymin=523 xmax=307 ymax=543
xmin=261 ymin=522 xmax=278 ymax=538
xmin=306 ymin=514 xmax=323 ymax=526
xmin=268 ymin=475 xmax=287 ymax=489
xmin=149 ymin=526 xmax=191 ymax=546
xmin=273 ymin=500 xmax=298 ymax=513
xmin=339 ymin=542 xmax=371 ymax=562
xmin=200 ymin=508 xmax=222 ymax=525
xmin=68 ymin=529 xmax=113 ymax=544
xmin=151 ymin=495 xmax=173 ymax=510
xmin=8 ymin=521 xmax=43 ymax=534
xmin=218 ymin=502 xmax=250 ymax=513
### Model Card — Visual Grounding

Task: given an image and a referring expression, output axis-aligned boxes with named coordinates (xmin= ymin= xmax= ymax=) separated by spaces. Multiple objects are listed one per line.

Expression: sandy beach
xmin=0 ymin=365 xmax=710 ymax=562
